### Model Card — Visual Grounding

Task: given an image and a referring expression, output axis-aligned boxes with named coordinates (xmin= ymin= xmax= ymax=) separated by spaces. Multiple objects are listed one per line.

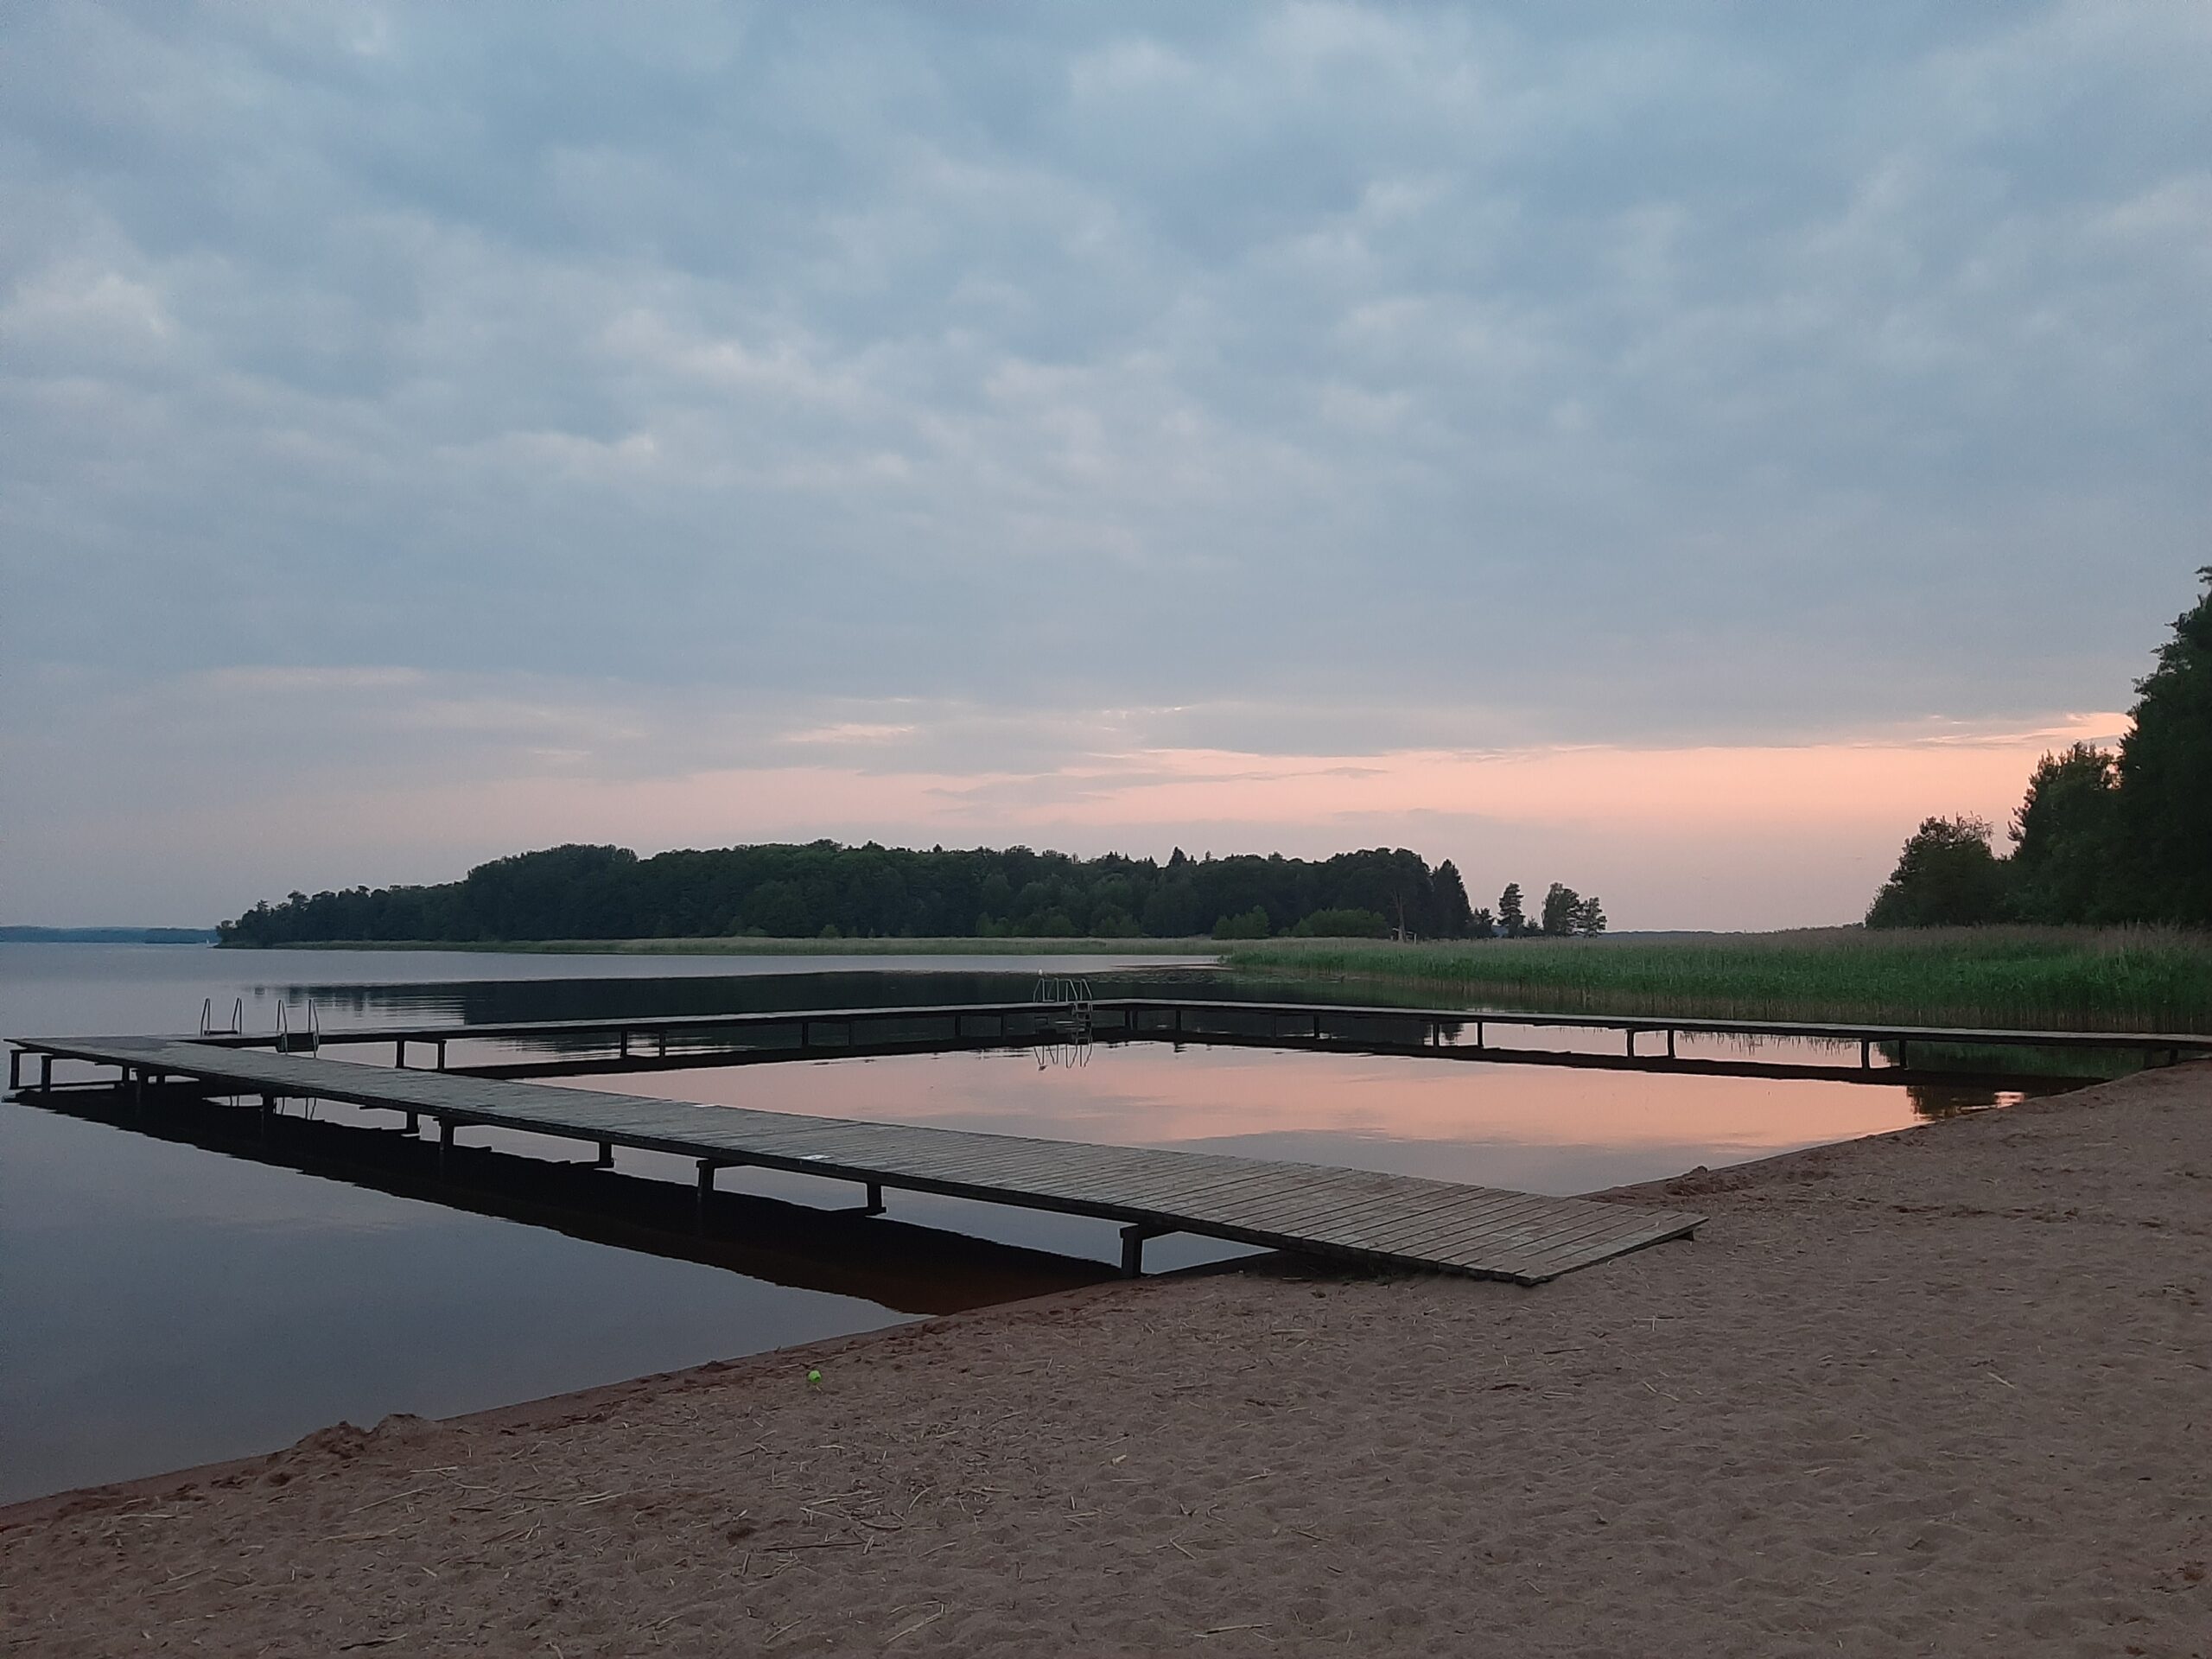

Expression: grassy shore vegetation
xmin=1224 ymin=926 xmax=2212 ymax=1033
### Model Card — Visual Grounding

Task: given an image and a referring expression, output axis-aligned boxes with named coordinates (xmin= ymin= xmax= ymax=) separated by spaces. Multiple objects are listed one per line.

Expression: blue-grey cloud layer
xmin=3 ymin=3 xmax=2207 ymax=917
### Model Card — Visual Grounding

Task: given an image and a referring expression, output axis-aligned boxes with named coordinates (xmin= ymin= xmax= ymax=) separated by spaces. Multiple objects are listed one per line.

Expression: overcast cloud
xmin=3 ymin=3 xmax=2205 ymax=926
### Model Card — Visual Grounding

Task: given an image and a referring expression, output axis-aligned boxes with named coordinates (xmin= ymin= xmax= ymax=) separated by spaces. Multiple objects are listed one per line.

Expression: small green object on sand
xmin=806 ymin=1368 xmax=823 ymax=1387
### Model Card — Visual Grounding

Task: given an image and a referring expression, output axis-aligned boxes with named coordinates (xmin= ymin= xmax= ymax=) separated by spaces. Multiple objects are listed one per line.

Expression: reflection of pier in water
xmin=27 ymin=1080 xmax=1110 ymax=1317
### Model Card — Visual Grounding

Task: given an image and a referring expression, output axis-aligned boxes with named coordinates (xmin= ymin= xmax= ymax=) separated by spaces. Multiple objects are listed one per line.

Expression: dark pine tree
xmin=2112 ymin=569 xmax=2212 ymax=925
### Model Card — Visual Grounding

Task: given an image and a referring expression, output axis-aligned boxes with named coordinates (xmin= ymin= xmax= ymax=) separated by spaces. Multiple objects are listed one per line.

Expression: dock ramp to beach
xmin=11 ymin=1034 xmax=1701 ymax=1285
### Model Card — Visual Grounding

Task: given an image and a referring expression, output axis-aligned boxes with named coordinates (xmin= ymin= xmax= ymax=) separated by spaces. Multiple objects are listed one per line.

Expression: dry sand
xmin=4 ymin=1064 xmax=2207 ymax=1656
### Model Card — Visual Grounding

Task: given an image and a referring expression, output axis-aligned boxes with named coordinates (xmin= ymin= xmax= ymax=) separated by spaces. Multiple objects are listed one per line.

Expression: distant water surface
xmin=1 ymin=944 xmax=2041 ymax=1504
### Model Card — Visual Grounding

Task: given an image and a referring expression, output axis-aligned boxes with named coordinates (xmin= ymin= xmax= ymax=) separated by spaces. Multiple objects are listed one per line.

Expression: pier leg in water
xmin=856 ymin=1181 xmax=885 ymax=1217
xmin=696 ymin=1160 xmax=717 ymax=1231
xmin=1121 ymin=1224 xmax=1167 ymax=1279
xmin=594 ymin=1140 xmax=614 ymax=1168
xmin=1666 ymin=1028 xmax=1677 ymax=1059
xmin=438 ymin=1117 xmax=454 ymax=1176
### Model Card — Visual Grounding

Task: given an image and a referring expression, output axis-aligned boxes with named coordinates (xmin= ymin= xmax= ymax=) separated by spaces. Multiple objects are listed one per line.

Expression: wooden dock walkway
xmin=10 ymin=1034 xmax=1702 ymax=1285
xmin=165 ymin=996 xmax=2212 ymax=1075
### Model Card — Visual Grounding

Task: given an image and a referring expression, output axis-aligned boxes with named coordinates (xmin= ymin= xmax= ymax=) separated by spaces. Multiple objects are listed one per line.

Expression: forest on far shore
xmin=218 ymin=842 xmax=1608 ymax=947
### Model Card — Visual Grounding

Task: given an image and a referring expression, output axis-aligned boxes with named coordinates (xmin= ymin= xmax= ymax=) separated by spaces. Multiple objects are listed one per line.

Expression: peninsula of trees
xmin=1868 ymin=569 xmax=2211 ymax=929
xmin=217 ymin=844 xmax=1607 ymax=947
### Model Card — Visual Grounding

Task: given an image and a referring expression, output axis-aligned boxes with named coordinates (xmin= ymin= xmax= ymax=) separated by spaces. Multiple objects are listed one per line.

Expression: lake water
xmin=1 ymin=944 xmax=2040 ymax=1504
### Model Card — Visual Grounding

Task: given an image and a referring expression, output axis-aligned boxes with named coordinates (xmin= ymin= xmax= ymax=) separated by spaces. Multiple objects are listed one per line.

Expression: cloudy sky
xmin=3 ymin=2 xmax=2204 ymax=929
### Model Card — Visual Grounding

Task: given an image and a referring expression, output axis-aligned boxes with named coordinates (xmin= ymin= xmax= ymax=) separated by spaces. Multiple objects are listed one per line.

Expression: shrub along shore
xmin=1224 ymin=925 xmax=2212 ymax=1033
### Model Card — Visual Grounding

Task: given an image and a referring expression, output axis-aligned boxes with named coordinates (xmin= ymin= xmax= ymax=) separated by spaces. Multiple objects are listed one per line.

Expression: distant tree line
xmin=219 ymin=841 xmax=1610 ymax=945
xmin=1868 ymin=570 xmax=2211 ymax=929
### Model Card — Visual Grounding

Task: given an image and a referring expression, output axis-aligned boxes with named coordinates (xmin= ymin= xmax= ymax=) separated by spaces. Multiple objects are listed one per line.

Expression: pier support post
xmin=438 ymin=1117 xmax=454 ymax=1176
xmin=619 ymin=1029 xmax=630 ymax=1059
xmin=435 ymin=1040 xmax=447 ymax=1071
xmin=1897 ymin=1039 xmax=1909 ymax=1070
xmin=1666 ymin=1029 xmax=1676 ymax=1060
xmin=404 ymin=1109 xmax=419 ymax=1135
xmin=595 ymin=1140 xmax=614 ymax=1167
xmin=7 ymin=1049 xmax=18 ymax=1090
xmin=1474 ymin=1020 xmax=1485 ymax=1051
xmin=40 ymin=1052 xmax=53 ymax=1093
xmin=396 ymin=1039 xmax=408 ymax=1070
xmin=1860 ymin=1039 xmax=1872 ymax=1070
xmin=1121 ymin=1224 xmax=1166 ymax=1279
xmin=658 ymin=1031 xmax=667 ymax=1058
xmin=859 ymin=1181 xmax=884 ymax=1217
xmin=1626 ymin=1029 xmax=1637 ymax=1058
xmin=696 ymin=1160 xmax=718 ymax=1230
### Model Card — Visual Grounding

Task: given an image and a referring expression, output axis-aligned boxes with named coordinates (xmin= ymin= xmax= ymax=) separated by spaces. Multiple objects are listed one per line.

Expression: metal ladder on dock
xmin=274 ymin=1000 xmax=320 ymax=1055
xmin=1032 ymin=976 xmax=1094 ymax=1034
xmin=199 ymin=997 xmax=243 ymax=1037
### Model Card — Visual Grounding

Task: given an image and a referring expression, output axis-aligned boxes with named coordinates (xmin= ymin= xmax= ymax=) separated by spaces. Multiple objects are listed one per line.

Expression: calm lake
xmin=1 ymin=944 xmax=2039 ymax=1504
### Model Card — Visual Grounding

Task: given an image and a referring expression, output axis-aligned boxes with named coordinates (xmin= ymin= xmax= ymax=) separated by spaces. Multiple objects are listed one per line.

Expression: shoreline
xmin=0 ymin=1271 xmax=1171 ymax=1535
xmin=0 ymin=1126 xmax=1933 ymax=1533
xmin=209 ymin=936 xmax=1228 ymax=957
xmin=6 ymin=1065 xmax=2208 ymax=1654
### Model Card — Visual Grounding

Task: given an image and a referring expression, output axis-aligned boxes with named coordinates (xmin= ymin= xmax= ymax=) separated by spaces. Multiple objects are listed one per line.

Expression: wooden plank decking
xmin=12 ymin=1035 xmax=1702 ymax=1285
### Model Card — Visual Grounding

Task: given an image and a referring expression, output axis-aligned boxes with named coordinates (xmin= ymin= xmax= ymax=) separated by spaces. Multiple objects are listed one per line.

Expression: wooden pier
xmin=163 ymin=995 xmax=2212 ymax=1077
xmin=9 ymin=1033 xmax=1703 ymax=1285
xmin=22 ymin=995 xmax=2202 ymax=1286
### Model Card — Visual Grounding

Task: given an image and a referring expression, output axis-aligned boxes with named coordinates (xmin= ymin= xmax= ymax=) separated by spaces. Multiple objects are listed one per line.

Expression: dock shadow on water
xmin=27 ymin=1083 xmax=1111 ymax=1318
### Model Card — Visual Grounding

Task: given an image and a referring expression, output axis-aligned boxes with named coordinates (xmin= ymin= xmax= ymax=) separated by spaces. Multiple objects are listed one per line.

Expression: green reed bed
xmin=1225 ymin=926 xmax=2212 ymax=1033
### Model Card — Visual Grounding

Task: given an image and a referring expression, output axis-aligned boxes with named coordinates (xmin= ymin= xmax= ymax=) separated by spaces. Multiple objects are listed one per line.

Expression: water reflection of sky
xmin=555 ymin=1042 xmax=2005 ymax=1203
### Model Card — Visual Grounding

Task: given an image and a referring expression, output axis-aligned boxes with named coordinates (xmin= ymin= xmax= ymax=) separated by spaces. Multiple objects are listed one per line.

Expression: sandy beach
xmin=4 ymin=1063 xmax=2207 ymax=1656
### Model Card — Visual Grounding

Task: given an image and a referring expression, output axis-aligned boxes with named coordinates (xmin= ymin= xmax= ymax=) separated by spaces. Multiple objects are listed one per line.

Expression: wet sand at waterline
xmin=4 ymin=1067 xmax=2207 ymax=1656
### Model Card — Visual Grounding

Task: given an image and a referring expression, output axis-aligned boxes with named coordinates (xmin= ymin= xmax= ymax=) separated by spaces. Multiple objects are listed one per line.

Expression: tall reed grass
xmin=1225 ymin=926 xmax=2212 ymax=1032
